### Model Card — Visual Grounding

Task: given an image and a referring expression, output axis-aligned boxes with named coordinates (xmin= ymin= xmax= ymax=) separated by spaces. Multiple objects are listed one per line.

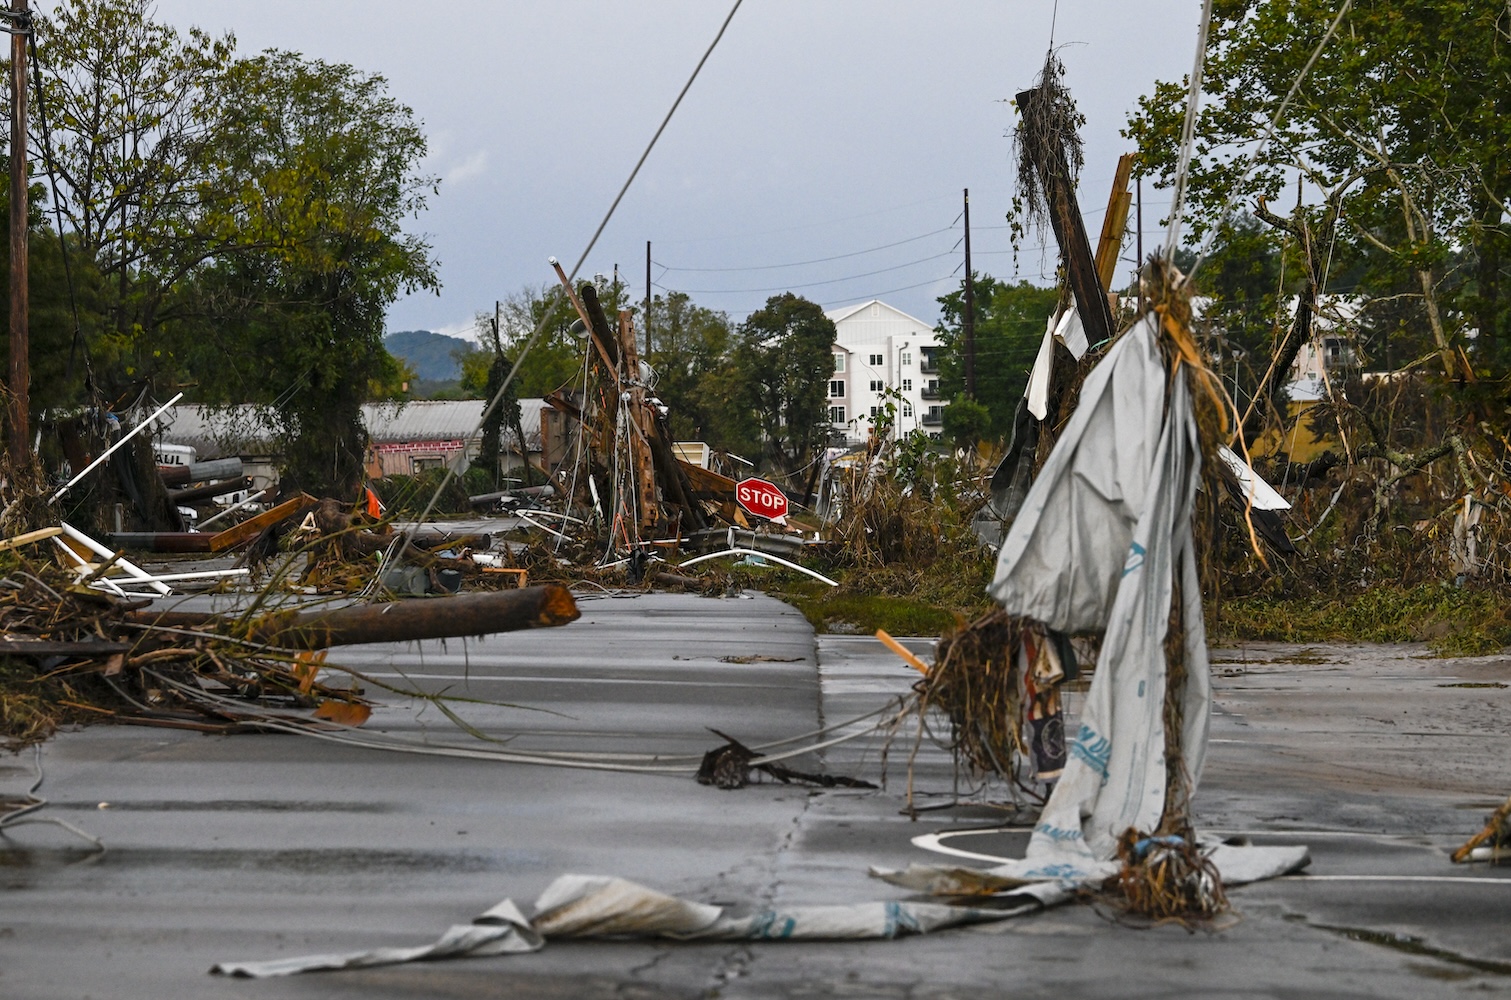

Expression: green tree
xmin=645 ymin=291 xmax=733 ymax=442
xmin=730 ymin=293 xmax=836 ymax=478
xmin=933 ymin=275 xmax=1059 ymax=438
xmin=488 ymin=284 xmax=586 ymax=398
xmin=28 ymin=0 xmax=233 ymax=373
xmin=0 ymin=184 xmax=106 ymax=422
xmin=1126 ymin=0 xmax=1511 ymax=373
xmin=169 ymin=50 xmax=437 ymax=494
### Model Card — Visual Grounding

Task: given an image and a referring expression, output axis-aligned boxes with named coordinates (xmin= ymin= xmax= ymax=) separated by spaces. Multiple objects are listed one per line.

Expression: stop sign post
xmin=735 ymin=477 xmax=789 ymax=521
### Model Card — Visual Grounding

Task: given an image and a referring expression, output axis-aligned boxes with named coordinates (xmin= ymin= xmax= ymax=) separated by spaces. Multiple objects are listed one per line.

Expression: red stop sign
xmin=735 ymin=477 xmax=789 ymax=520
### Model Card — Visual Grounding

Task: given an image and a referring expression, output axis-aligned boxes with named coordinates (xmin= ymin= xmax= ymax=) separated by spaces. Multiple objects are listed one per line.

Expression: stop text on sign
xmin=735 ymin=477 xmax=788 ymax=520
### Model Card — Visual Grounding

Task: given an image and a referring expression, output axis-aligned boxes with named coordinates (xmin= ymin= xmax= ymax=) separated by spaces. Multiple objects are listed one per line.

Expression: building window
xmin=902 ymin=402 xmax=913 ymax=417
xmin=901 ymin=379 xmax=912 ymax=392
xmin=829 ymin=405 xmax=846 ymax=423
xmin=868 ymin=353 xmax=884 ymax=366
xmin=869 ymin=406 xmax=879 ymax=418
xmin=900 ymin=351 xmax=912 ymax=366
xmin=833 ymin=353 xmax=845 ymax=372
xmin=829 ymin=380 xmax=845 ymax=398
xmin=869 ymin=379 xmax=883 ymax=392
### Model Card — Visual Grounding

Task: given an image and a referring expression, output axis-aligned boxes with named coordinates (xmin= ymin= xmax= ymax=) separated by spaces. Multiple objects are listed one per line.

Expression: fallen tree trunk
xmin=128 ymin=585 xmax=581 ymax=650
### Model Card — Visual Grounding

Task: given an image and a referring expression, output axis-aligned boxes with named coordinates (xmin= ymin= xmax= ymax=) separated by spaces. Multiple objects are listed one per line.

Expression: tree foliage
xmin=1127 ymin=0 xmax=1511 ymax=372
xmin=730 ymin=293 xmax=836 ymax=477
xmin=167 ymin=50 xmax=437 ymax=493
xmin=646 ymin=290 xmax=734 ymax=442
xmin=933 ymin=275 xmax=1059 ymax=439
xmin=24 ymin=0 xmax=438 ymax=495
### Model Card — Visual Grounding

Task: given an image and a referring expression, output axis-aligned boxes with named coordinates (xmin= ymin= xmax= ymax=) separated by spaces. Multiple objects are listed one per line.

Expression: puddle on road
xmin=1314 ymin=922 xmax=1511 ymax=977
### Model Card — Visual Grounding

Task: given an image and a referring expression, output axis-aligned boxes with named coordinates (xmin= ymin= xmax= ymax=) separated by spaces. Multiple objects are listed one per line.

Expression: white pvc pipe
xmin=514 ymin=509 xmax=585 ymax=525
xmin=195 ymin=488 xmax=273 ymax=532
xmin=99 ymin=568 xmax=249 ymax=584
xmin=59 ymin=522 xmax=173 ymax=595
xmin=517 ymin=512 xmax=573 ymax=541
xmin=675 ymin=547 xmax=837 ymax=587
xmin=50 ymin=392 xmax=185 ymax=502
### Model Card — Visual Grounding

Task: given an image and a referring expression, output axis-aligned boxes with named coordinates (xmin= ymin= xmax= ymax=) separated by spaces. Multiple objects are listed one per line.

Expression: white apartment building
xmin=823 ymin=300 xmax=943 ymax=445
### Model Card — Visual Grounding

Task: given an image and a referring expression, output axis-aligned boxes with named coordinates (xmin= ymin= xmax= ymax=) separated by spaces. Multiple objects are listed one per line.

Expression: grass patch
xmin=1212 ymin=583 xmax=1511 ymax=657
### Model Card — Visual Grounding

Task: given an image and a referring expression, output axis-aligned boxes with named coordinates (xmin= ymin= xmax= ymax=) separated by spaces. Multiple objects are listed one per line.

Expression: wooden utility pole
xmin=963 ymin=188 xmax=975 ymax=400
xmin=8 ymin=0 xmax=29 ymax=462
xmin=645 ymin=240 xmax=652 ymax=358
xmin=1016 ymin=86 xmax=1115 ymax=349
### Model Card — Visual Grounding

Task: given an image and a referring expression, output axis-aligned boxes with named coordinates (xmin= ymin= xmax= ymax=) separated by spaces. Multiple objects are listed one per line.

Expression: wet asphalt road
xmin=2 ymin=592 xmax=1510 ymax=999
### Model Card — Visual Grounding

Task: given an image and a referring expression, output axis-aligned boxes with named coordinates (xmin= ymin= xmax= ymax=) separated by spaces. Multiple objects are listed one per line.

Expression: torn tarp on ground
xmin=210 ymin=874 xmax=1068 ymax=978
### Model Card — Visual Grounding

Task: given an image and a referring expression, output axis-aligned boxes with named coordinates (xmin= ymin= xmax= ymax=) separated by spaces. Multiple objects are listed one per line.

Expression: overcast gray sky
xmin=136 ymin=0 xmax=1200 ymax=340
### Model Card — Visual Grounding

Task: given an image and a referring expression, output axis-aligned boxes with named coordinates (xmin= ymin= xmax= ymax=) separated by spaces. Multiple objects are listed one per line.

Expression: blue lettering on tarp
xmin=1018 ymin=863 xmax=1082 ymax=880
xmin=747 ymin=911 xmax=797 ymax=939
xmin=1034 ymin=822 xmax=1084 ymax=843
xmin=883 ymin=900 xmax=924 ymax=938
xmin=1122 ymin=540 xmax=1146 ymax=577
xmin=1069 ymin=723 xmax=1112 ymax=785
xmin=1137 ymin=680 xmax=1146 ymax=698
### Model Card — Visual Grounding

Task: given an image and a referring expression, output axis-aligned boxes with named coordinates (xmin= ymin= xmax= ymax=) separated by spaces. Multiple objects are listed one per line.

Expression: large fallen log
xmin=159 ymin=458 xmax=244 ymax=488
xmin=128 ymin=584 xmax=581 ymax=650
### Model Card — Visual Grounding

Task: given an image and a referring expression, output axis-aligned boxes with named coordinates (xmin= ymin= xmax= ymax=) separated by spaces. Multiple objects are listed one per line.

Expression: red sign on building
xmin=735 ymin=477 xmax=789 ymax=520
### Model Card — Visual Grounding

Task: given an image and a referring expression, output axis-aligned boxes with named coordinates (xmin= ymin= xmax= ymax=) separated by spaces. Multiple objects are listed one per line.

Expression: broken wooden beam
xmin=208 ymin=493 xmax=320 ymax=553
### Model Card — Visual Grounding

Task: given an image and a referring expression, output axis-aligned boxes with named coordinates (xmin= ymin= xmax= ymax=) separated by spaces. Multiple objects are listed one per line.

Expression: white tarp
xmin=211 ymin=874 xmax=1062 ymax=978
xmin=986 ymin=314 xmax=1216 ymax=876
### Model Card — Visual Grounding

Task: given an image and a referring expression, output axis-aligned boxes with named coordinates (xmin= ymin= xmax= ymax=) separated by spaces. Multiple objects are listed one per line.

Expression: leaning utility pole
xmin=645 ymin=240 xmax=652 ymax=358
xmin=1016 ymin=85 xmax=1116 ymax=349
xmin=963 ymin=187 xmax=975 ymax=400
xmin=8 ymin=0 xmax=29 ymax=462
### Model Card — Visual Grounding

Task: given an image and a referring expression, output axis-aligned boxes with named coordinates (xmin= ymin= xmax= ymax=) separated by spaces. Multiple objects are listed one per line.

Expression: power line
xmin=651 ymin=192 xmax=958 ymax=246
xmin=653 ymin=225 xmax=956 ymax=273
xmin=656 ymin=250 xmax=955 ymax=295
xmin=401 ymin=0 xmax=744 ymax=573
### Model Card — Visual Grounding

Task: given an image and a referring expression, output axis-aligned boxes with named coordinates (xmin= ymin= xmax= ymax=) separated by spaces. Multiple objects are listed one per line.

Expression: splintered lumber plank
xmin=0 ymin=526 xmax=62 ymax=552
xmin=677 ymin=459 xmax=736 ymax=499
xmin=127 ymin=585 xmax=580 ymax=650
xmin=208 ymin=493 xmax=319 ymax=552
xmin=1094 ymin=153 xmax=1136 ymax=292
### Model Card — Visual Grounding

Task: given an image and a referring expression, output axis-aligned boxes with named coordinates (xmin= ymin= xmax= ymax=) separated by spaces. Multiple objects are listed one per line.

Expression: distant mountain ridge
xmin=384 ymin=329 xmax=475 ymax=382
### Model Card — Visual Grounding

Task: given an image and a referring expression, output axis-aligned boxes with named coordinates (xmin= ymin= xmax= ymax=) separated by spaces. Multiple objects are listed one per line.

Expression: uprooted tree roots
xmin=919 ymin=610 xmax=1028 ymax=780
xmin=1105 ymin=827 xmax=1231 ymax=927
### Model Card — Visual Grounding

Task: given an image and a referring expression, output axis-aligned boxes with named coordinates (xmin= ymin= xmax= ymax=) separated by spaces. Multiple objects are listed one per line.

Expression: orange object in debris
xmin=313 ymin=700 xmax=372 ymax=727
xmin=365 ymin=486 xmax=383 ymax=519
xmin=875 ymin=628 xmax=931 ymax=675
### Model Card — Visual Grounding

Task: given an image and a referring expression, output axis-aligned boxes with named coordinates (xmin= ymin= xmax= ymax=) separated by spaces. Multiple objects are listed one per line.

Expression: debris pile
xmin=0 ymin=534 xmax=580 ymax=749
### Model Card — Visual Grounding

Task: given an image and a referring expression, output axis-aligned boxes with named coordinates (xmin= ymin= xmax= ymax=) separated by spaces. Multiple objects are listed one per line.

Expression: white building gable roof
xmin=825 ymin=299 xmax=933 ymax=330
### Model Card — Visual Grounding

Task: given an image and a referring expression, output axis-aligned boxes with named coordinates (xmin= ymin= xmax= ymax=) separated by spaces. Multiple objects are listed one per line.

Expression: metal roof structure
xmin=156 ymin=400 xmax=544 ymax=459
